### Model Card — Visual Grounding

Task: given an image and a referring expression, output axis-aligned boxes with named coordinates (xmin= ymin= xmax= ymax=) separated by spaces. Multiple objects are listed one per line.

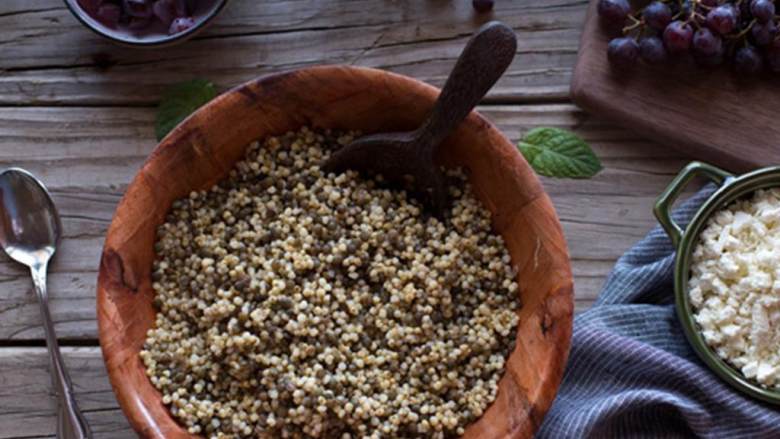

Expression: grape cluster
xmin=598 ymin=0 xmax=780 ymax=74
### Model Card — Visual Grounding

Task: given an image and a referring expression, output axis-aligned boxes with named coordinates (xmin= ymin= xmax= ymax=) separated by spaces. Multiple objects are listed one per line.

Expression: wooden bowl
xmin=97 ymin=66 xmax=574 ymax=438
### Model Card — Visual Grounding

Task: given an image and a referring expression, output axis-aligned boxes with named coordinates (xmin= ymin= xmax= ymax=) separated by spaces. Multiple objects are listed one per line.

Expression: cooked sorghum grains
xmin=141 ymin=127 xmax=520 ymax=438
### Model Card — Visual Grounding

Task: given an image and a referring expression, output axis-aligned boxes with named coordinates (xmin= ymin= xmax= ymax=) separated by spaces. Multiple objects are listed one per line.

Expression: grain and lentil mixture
xmin=141 ymin=127 xmax=520 ymax=438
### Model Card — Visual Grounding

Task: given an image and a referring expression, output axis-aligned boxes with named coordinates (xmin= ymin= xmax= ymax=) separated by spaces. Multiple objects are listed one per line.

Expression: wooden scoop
xmin=323 ymin=21 xmax=518 ymax=214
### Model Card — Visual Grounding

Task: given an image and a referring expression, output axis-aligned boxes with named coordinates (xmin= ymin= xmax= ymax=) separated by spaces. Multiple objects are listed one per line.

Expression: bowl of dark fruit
xmin=64 ymin=0 xmax=228 ymax=47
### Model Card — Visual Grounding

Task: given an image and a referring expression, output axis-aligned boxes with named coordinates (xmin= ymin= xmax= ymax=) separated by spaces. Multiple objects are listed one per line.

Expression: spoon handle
xmin=417 ymin=21 xmax=517 ymax=148
xmin=30 ymin=263 xmax=93 ymax=439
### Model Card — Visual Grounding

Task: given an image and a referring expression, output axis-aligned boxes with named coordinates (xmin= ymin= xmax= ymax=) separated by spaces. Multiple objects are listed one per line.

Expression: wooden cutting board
xmin=572 ymin=0 xmax=780 ymax=173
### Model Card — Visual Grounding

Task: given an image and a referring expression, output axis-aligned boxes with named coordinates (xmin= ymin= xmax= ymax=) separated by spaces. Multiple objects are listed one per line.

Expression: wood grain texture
xmin=0 ymin=105 xmax=696 ymax=341
xmin=96 ymin=66 xmax=573 ymax=438
xmin=572 ymin=0 xmax=780 ymax=173
xmin=0 ymin=0 xmax=583 ymax=105
xmin=0 ymin=347 xmax=133 ymax=439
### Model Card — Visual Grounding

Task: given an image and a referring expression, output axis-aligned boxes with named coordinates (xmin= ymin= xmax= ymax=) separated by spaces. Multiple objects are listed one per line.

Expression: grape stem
xmin=688 ymin=12 xmax=706 ymax=27
xmin=627 ymin=14 xmax=642 ymax=25
xmin=689 ymin=0 xmax=712 ymax=12
xmin=685 ymin=0 xmax=700 ymax=27
xmin=728 ymin=19 xmax=756 ymax=39
xmin=622 ymin=20 xmax=643 ymax=34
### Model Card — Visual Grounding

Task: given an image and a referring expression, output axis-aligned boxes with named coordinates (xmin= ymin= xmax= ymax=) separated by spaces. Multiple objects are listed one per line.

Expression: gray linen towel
xmin=537 ymin=187 xmax=780 ymax=438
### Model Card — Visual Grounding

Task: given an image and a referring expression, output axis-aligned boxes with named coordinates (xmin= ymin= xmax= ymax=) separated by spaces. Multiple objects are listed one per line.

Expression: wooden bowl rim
xmin=97 ymin=65 xmax=574 ymax=438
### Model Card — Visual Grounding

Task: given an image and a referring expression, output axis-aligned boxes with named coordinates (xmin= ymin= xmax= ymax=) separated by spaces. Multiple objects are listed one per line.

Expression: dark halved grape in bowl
xmin=64 ymin=0 xmax=228 ymax=47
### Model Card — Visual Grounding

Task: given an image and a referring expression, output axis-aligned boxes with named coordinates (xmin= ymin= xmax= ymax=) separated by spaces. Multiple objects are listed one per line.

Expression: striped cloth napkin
xmin=537 ymin=186 xmax=780 ymax=438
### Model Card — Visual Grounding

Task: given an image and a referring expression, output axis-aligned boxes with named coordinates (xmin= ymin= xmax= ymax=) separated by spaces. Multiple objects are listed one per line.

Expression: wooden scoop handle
xmin=417 ymin=21 xmax=517 ymax=150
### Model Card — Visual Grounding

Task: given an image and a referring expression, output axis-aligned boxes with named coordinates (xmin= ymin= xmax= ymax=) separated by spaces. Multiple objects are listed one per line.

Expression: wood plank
xmin=0 ymin=104 xmax=696 ymax=340
xmin=0 ymin=347 xmax=134 ymax=439
xmin=0 ymin=0 xmax=584 ymax=105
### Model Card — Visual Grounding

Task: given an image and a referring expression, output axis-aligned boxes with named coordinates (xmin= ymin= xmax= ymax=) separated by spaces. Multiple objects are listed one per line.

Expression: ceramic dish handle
xmin=654 ymin=161 xmax=733 ymax=247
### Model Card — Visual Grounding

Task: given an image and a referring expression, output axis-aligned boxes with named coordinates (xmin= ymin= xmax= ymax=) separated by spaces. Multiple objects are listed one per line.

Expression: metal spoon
xmin=0 ymin=168 xmax=92 ymax=439
xmin=324 ymin=21 xmax=517 ymax=214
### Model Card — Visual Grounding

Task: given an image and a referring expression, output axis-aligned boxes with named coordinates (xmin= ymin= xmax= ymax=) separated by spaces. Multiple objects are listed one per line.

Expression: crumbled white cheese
xmin=690 ymin=188 xmax=780 ymax=389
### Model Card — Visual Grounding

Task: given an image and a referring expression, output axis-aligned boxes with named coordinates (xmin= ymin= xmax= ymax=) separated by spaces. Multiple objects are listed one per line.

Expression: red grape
xmin=693 ymin=28 xmax=723 ymax=57
xmin=607 ymin=37 xmax=639 ymax=68
xmin=751 ymin=0 xmax=775 ymax=23
xmin=598 ymin=0 xmax=631 ymax=27
xmin=643 ymin=1 xmax=672 ymax=31
xmin=639 ymin=36 xmax=667 ymax=63
xmin=752 ymin=20 xmax=778 ymax=46
xmin=734 ymin=45 xmax=763 ymax=74
xmin=663 ymin=21 xmax=694 ymax=54
xmin=706 ymin=5 xmax=738 ymax=35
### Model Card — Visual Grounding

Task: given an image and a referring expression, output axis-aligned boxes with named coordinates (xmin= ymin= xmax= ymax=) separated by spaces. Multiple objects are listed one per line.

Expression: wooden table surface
xmin=0 ymin=0 xmax=698 ymax=437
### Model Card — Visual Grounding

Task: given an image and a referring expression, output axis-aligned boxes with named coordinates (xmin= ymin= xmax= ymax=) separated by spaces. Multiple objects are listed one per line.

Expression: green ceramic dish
xmin=654 ymin=161 xmax=780 ymax=404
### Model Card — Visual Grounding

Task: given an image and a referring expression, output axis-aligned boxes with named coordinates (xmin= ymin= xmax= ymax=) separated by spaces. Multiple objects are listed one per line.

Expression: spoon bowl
xmin=0 ymin=169 xmax=61 ymax=267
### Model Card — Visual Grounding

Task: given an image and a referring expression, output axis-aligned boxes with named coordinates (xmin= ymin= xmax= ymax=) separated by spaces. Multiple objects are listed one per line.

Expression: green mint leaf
xmin=155 ymin=79 xmax=218 ymax=141
xmin=517 ymin=127 xmax=602 ymax=178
